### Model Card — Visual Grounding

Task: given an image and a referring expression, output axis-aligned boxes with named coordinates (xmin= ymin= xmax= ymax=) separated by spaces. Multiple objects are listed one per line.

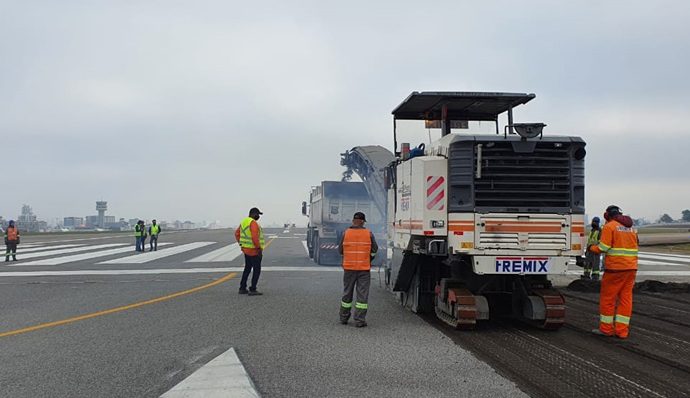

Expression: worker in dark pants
xmin=235 ymin=207 xmax=265 ymax=296
xmin=4 ymin=220 xmax=20 ymax=262
xmin=583 ymin=217 xmax=602 ymax=280
xmin=148 ymin=219 xmax=161 ymax=251
xmin=339 ymin=212 xmax=378 ymax=327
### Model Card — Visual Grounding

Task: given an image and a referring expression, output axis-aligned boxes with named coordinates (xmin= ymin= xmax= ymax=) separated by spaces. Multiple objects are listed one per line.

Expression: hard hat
xmin=604 ymin=205 xmax=622 ymax=221
xmin=592 ymin=217 xmax=600 ymax=223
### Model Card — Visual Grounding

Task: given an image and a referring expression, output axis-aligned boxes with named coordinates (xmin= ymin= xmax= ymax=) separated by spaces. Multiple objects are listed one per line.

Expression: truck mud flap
xmin=393 ymin=253 xmax=422 ymax=292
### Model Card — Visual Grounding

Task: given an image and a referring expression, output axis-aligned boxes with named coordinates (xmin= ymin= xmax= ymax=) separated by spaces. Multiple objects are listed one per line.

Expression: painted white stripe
xmin=566 ymin=270 xmax=690 ymax=276
xmin=638 ymin=259 xmax=689 ymax=268
xmin=0 ymin=266 xmax=342 ymax=277
xmin=161 ymin=347 xmax=259 ymax=398
xmin=639 ymin=251 xmax=690 ymax=259
xmin=9 ymin=244 xmax=126 ymax=262
xmin=25 ymin=235 xmax=126 ymax=244
xmin=301 ymin=241 xmax=309 ymax=256
xmin=185 ymin=244 xmax=243 ymax=263
xmin=639 ymin=252 xmax=690 ymax=262
xmin=99 ymin=242 xmax=215 ymax=264
xmin=17 ymin=244 xmax=171 ymax=266
xmin=273 ymin=236 xmax=300 ymax=239
xmin=294 ymin=233 xmax=307 ymax=236
xmin=15 ymin=244 xmax=85 ymax=253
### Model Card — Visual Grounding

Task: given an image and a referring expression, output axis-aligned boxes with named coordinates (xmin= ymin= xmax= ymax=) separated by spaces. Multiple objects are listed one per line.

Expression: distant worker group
xmin=134 ymin=219 xmax=162 ymax=252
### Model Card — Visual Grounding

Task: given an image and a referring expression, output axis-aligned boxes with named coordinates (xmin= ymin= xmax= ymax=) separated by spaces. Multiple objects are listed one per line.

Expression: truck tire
xmin=314 ymin=235 xmax=322 ymax=265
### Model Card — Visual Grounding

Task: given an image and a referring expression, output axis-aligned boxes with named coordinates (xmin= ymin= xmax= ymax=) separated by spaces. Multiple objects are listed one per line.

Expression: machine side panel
xmin=410 ymin=157 xmax=448 ymax=236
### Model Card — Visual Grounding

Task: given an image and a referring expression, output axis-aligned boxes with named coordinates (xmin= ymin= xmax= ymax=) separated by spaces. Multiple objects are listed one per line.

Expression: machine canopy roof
xmin=392 ymin=91 xmax=536 ymax=121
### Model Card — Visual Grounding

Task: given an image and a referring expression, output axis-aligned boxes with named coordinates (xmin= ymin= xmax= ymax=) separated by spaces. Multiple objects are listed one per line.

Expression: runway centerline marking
xmin=0 ymin=272 xmax=237 ymax=339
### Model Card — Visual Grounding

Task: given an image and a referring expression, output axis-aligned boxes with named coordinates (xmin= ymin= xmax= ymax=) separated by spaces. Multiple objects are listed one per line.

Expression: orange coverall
xmin=590 ymin=218 xmax=638 ymax=338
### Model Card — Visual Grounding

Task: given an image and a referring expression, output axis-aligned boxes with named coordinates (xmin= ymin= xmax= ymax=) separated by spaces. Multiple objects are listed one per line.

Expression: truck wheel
xmin=315 ymin=237 xmax=324 ymax=265
xmin=314 ymin=235 xmax=321 ymax=264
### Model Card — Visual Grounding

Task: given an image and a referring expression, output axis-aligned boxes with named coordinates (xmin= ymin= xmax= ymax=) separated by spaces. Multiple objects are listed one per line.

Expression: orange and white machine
xmin=384 ymin=92 xmax=586 ymax=330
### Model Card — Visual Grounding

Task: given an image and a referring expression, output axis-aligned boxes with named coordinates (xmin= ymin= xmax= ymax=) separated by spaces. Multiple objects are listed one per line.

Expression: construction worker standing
xmin=582 ymin=217 xmax=602 ymax=280
xmin=589 ymin=205 xmax=638 ymax=339
xmin=4 ymin=220 xmax=20 ymax=262
xmin=235 ymin=207 xmax=265 ymax=296
xmin=148 ymin=219 xmax=161 ymax=251
xmin=134 ymin=220 xmax=144 ymax=252
xmin=338 ymin=212 xmax=378 ymax=327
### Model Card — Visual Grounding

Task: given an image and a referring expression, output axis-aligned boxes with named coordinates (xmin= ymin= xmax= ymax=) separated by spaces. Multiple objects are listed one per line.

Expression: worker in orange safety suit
xmin=338 ymin=212 xmax=378 ymax=327
xmin=589 ymin=205 xmax=638 ymax=339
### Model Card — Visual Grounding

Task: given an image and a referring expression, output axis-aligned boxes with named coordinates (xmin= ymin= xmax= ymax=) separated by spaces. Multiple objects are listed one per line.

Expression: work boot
xmin=12 ymin=257 xmax=17 ymax=261
xmin=355 ymin=321 xmax=367 ymax=328
xmin=591 ymin=329 xmax=613 ymax=337
xmin=4 ymin=258 xmax=8 ymax=262
xmin=238 ymin=289 xmax=249 ymax=294
xmin=591 ymin=274 xmax=600 ymax=281
xmin=248 ymin=290 xmax=263 ymax=296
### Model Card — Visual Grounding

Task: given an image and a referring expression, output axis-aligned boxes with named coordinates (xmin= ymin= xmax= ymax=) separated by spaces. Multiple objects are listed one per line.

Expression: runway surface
xmin=1 ymin=228 xmax=688 ymax=397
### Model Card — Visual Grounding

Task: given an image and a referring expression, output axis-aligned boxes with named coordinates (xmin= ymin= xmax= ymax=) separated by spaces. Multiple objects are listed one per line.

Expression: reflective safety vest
xmin=239 ymin=217 xmax=265 ymax=249
xmin=342 ymin=228 xmax=373 ymax=271
xmin=150 ymin=225 xmax=160 ymax=235
xmin=134 ymin=225 xmax=143 ymax=237
xmin=594 ymin=220 xmax=638 ymax=271
xmin=6 ymin=227 xmax=18 ymax=241
xmin=587 ymin=228 xmax=600 ymax=246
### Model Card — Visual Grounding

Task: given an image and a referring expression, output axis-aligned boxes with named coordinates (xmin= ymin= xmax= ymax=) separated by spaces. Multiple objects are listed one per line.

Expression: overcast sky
xmin=2 ymin=1 xmax=689 ymax=226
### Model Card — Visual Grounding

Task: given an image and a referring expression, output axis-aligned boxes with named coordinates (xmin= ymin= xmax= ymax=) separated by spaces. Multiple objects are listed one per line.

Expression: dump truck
xmin=382 ymin=92 xmax=586 ymax=330
xmin=302 ymin=181 xmax=386 ymax=265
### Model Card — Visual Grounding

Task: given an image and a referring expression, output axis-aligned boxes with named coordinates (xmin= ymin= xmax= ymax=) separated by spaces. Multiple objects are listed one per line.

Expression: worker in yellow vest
xmin=338 ymin=212 xmax=378 ymax=327
xmin=583 ymin=217 xmax=602 ymax=280
xmin=235 ymin=207 xmax=265 ymax=296
xmin=148 ymin=219 xmax=161 ymax=251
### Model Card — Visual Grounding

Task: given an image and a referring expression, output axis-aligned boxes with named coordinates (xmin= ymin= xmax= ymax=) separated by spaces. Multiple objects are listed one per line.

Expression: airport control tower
xmin=96 ymin=201 xmax=108 ymax=229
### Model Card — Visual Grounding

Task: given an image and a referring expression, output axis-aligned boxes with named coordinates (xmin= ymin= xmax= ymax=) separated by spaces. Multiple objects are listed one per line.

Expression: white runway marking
xmin=639 ymin=251 xmax=690 ymax=260
xmin=24 ymin=235 xmax=127 ymax=244
xmin=638 ymin=259 xmax=690 ymax=268
xmin=16 ymin=244 xmax=85 ymax=254
xmin=16 ymin=244 xmax=171 ymax=266
xmin=99 ymin=242 xmax=215 ymax=264
xmin=301 ymin=241 xmax=309 ymax=256
xmin=566 ymin=270 xmax=690 ymax=276
xmin=9 ymin=244 xmax=126 ymax=262
xmin=161 ymin=347 xmax=259 ymax=398
xmin=0 ymin=266 xmax=342 ymax=277
xmin=185 ymin=244 xmax=242 ymax=263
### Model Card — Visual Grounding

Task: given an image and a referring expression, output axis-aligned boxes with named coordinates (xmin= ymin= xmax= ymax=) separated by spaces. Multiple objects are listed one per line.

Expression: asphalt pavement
xmin=0 ymin=228 xmax=528 ymax=397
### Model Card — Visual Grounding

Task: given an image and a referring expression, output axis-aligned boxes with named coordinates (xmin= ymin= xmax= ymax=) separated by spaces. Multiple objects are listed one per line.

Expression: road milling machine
xmin=384 ymin=92 xmax=586 ymax=330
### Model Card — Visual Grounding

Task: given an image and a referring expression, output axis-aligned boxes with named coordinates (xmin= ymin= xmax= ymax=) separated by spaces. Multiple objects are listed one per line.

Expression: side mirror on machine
xmin=301 ymin=201 xmax=308 ymax=216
